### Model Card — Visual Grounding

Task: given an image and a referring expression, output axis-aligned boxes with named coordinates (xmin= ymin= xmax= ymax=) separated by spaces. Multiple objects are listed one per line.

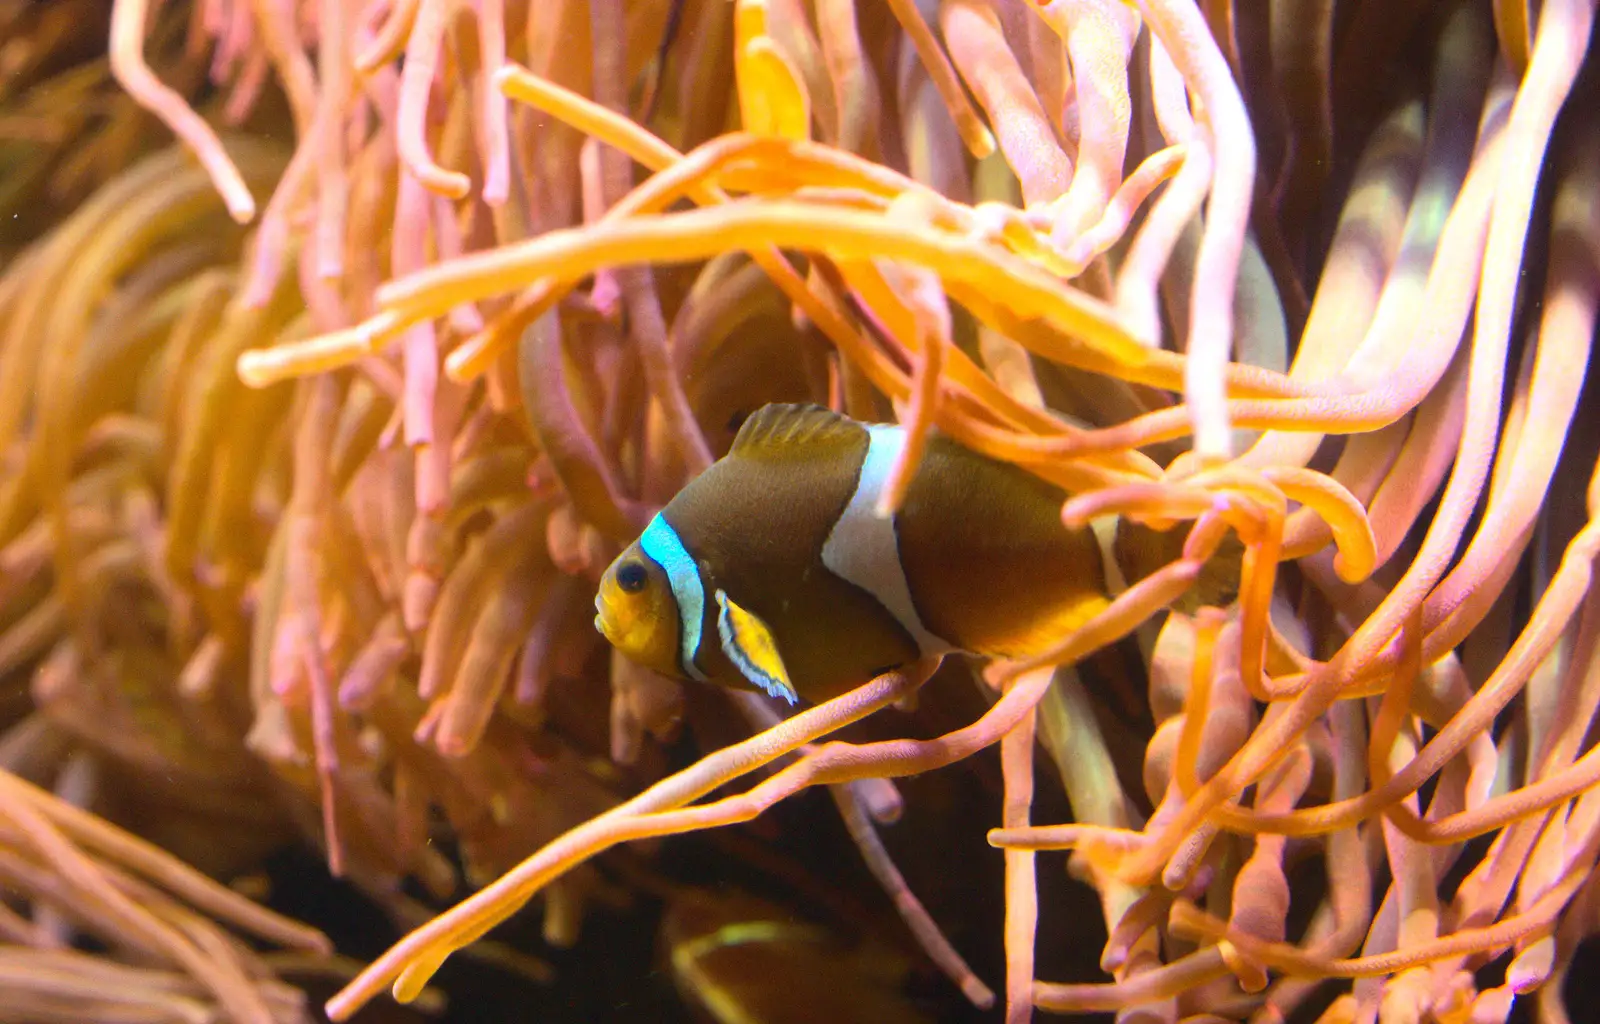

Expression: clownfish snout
xmin=593 ymin=584 xmax=623 ymax=647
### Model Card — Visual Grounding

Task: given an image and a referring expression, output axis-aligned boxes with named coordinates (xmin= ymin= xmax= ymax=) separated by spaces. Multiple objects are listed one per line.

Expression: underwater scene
xmin=3 ymin=0 xmax=1600 ymax=1021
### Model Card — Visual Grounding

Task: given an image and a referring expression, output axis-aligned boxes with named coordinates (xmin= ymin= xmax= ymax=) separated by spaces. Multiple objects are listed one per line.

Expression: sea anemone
xmin=6 ymin=0 xmax=1600 ymax=1021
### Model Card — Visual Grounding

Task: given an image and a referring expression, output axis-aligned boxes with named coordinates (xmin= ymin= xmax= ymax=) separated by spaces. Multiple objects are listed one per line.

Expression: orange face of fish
xmin=594 ymin=539 xmax=689 ymax=681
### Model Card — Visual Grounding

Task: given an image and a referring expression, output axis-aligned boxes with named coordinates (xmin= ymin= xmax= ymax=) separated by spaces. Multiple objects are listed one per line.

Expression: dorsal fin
xmin=728 ymin=403 xmax=864 ymax=462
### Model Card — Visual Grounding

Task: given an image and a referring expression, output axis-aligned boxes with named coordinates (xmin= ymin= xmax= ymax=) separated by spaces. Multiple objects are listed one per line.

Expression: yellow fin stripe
xmin=714 ymin=589 xmax=798 ymax=704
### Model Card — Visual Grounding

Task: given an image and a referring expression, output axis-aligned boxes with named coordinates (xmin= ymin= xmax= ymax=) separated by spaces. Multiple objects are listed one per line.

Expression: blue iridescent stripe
xmin=638 ymin=513 xmax=708 ymax=681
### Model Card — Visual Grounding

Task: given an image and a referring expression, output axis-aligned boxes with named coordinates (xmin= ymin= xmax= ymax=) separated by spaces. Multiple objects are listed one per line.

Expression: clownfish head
xmin=595 ymin=536 xmax=692 ymax=681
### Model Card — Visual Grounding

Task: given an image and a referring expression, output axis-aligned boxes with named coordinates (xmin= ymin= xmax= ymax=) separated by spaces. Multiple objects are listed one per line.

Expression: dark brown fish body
xmin=596 ymin=404 xmax=1122 ymax=704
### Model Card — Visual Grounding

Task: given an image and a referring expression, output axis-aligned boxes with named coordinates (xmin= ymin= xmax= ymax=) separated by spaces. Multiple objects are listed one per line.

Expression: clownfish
xmin=594 ymin=403 xmax=1231 ymax=705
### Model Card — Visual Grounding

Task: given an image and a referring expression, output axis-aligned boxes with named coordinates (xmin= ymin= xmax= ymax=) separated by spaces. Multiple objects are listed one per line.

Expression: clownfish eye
xmin=616 ymin=561 xmax=649 ymax=593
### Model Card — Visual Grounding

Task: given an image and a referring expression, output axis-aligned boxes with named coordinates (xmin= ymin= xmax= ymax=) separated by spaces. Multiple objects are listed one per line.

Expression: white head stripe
xmin=638 ymin=514 xmax=708 ymax=681
xmin=820 ymin=425 xmax=953 ymax=655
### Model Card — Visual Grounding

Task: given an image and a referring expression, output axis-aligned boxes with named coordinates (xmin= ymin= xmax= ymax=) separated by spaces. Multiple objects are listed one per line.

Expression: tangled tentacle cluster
xmin=5 ymin=0 xmax=1599 ymax=1020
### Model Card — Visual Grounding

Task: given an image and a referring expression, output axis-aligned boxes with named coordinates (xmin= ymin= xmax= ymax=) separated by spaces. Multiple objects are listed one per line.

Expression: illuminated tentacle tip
xmin=490 ymin=64 xmax=519 ymax=96
xmin=431 ymin=171 xmax=471 ymax=202
xmin=238 ymin=339 xmax=357 ymax=387
xmin=237 ymin=316 xmax=404 ymax=387
xmin=393 ymin=947 xmax=451 ymax=1003
xmin=1472 ymin=986 xmax=1516 ymax=1021
xmin=236 ymin=351 xmax=294 ymax=388
xmin=1331 ymin=549 xmax=1371 ymax=585
xmin=1507 ymin=937 xmax=1556 ymax=994
xmin=1059 ymin=498 xmax=1097 ymax=531
xmin=1260 ymin=469 xmax=1377 ymax=582
xmin=991 ymin=825 xmax=1151 ymax=882
xmin=963 ymin=980 xmax=997 ymax=1010
xmin=739 ymin=37 xmax=811 ymax=141
xmin=220 ymin=185 xmax=257 ymax=224
xmin=444 ymin=322 xmax=509 ymax=383
xmin=1327 ymin=510 xmax=1377 ymax=583
xmin=988 ymin=825 xmax=1071 ymax=849
xmin=967 ymin=125 xmax=998 ymax=160
xmin=1217 ymin=940 xmax=1270 ymax=994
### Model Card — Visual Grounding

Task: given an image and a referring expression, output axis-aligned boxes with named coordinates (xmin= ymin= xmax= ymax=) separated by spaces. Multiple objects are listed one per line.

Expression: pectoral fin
xmin=715 ymin=589 xmax=799 ymax=704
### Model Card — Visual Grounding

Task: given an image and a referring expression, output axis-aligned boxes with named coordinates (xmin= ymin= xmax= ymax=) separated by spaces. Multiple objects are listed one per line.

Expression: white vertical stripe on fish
xmin=820 ymin=425 xmax=954 ymax=656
